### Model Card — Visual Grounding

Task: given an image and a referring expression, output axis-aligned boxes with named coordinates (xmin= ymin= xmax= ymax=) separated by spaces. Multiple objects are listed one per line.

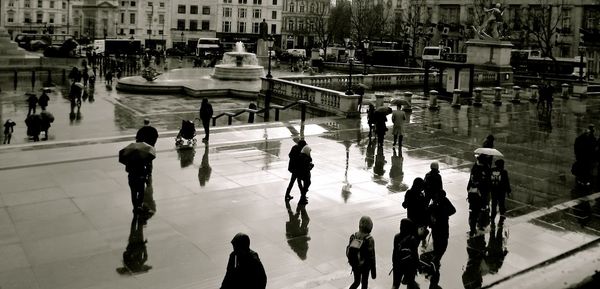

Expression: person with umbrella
xmin=3 ymin=119 xmax=16 ymax=144
xmin=38 ymin=88 xmax=51 ymax=111
xmin=374 ymin=107 xmax=392 ymax=147
xmin=120 ymin=142 xmax=156 ymax=213
xmin=40 ymin=111 xmax=54 ymax=141
xmin=25 ymin=114 xmax=42 ymax=142
xmin=391 ymin=104 xmax=406 ymax=148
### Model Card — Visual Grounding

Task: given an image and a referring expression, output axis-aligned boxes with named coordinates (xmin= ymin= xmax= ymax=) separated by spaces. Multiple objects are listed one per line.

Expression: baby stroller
xmin=175 ymin=119 xmax=197 ymax=148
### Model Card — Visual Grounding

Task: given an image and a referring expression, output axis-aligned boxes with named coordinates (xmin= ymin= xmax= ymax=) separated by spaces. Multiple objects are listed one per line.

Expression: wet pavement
xmin=1 ymin=79 xmax=600 ymax=289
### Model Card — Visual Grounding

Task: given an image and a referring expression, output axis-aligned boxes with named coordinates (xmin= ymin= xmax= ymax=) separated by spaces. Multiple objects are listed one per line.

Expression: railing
xmin=279 ymin=73 xmax=426 ymax=91
xmin=211 ymin=99 xmax=311 ymax=126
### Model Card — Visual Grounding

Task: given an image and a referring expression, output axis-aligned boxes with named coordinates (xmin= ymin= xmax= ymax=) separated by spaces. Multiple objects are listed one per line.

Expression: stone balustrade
xmin=260 ymin=77 xmax=360 ymax=118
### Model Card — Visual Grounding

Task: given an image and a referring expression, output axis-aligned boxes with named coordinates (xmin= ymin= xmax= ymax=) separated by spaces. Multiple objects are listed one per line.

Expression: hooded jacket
xmin=220 ymin=233 xmax=267 ymax=289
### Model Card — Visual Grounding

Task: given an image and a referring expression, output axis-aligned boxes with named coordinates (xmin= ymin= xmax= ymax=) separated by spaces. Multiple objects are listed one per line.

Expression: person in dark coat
xmin=3 ymin=119 xmax=16 ymax=144
xmin=286 ymin=138 xmax=307 ymax=200
xmin=391 ymin=218 xmax=419 ymax=289
xmin=428 ymin=189 xmax=456 ymax=267
xmin=40 ymin=112 xmax=53 ymax=141
xmin=490 ymin=159 xmax=511 ymax=222
xmin=220 ymin=233 xmax=267 ymax=289
xmin=26 ymin=93 xmax=38 ymax=115
xmin=367 ymin=104 xmax=375 ymax=139
xmin=199 ymin=98 xmax=214 ymax=142
xmin=424 ymin=162 xmax=443 ymax=203
xmin=126 ymin=160 xmax=152 ymax=213
xmin=296 ymin=145 xmax=313 ymax=204
xmin=348 ymin=216 xmax=376 ymax=289
xmin=135 ymin=119 xmax=159 ymax=147
xmin=68 ymin=67 xmax=81 ymax=83
xmin=574 ymin=124 xmax=596 ymax=186
xmin=25 ymin=114 xmax=42 ymax=142
xmin=467 ymin=155 xmax=491 ymax=236
xmin=481 ymin=134 xmax=495 ymax=168
xmin=374 ymin=107 xmax=392 ymax=147
xmin=402 ymin=178 xmax=429 ymax=243
xmin=38 ymin=90 xmax=50 ymax=111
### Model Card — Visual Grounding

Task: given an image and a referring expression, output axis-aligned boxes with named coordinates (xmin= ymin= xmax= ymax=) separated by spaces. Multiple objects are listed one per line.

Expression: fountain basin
xmin=212 ymin=64 xmax=265 ymax=80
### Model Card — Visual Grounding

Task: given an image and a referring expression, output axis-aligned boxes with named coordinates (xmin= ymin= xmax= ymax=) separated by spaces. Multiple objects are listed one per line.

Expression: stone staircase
xmin=0 ymin=26 xmax=27 ymax=57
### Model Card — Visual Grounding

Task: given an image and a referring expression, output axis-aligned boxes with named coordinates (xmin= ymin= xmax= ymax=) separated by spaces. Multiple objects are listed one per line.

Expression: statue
xmin=260 ymin=19 xmax=268 ymax=40
xmin=475 ymin=3 xmax=504 ymax=40
xmin=141 ymin=66 xmax=160 ymax=81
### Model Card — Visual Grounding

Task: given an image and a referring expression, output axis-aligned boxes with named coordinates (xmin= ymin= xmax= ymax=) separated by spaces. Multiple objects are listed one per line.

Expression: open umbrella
xmin=391 ymin=98 xmax=410 ymax=106
xmin=74 ymin=82 xmax=84 ymax=89
xmin=119 ymin=142 xmax=156 ymax=165
xmin=474 ymin=147 xmax=503 ymax=157
xmin=40 ymin=111 xmax=55 ymax=123
xmin=376 ymin=106 xmax=392 ymax=114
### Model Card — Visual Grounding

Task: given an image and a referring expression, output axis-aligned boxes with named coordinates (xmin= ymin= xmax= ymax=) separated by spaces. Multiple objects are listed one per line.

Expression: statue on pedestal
xmin=260 ymin=19 xmax=268 ymax=40
xmin=474 ymin=3 xmax=504 ymax=40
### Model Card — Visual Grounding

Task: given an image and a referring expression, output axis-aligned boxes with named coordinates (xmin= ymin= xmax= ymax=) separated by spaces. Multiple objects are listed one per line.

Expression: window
xmin=238 ymin=22 xmax=246 ymax=33
xmin=310 ymin=3 xmax=314 ymax=13
xmin=119 ymin=28 xmax=124 ymax=35
xmin=8 ymin=13 xmax=14 ymax=23
xmin=290 ymin=3 xmax=294 ymax=12
xmin=224 ymin=7 xmax=232 ymax=17
xmin=239 ymin=8 xmax=247 ymax=18
xmin=130 ymin=13 xmax=136 ymax=24
xmin=49 ymin=13 xmax=55 ymax=24
xmin=177 ymin=19 xmax=185 ymax=30
xmin=253 ymin=22 xmax=260 ymax=33
xmin=439 ymin=5 xmax=459 ymax=24
xmin=37 ymin=12 xmax=43 ymax=23
xmin=202 ymin=20 xmax=210 ymax=30
xmin=253 ymin=0 xmax=262 ymax=4
xmin=561 ymin=9 xmax=571 ymax=32
xmin=271 ymin=11 xmax=276 ymax=19
xmin=253 ymin=9 xmax=261 ymax=18
xmin=223 ymin=0 xmax=232 ymax=3
xmin=37 ymin=0 xmax=42 ymax=8
xmin=120 ymin=13 xmax=125 ymax=24
xmin=24 ymin=0 xmax=31 ymax=8
xmin=62 ymin=1 xmax=66 ymax=9
xmin=298 ymin=20 xmax=303 ymax=30
xmin=178 ymin=5 xmax=186 ymax=13
xmin=299 ymin=4 xmax=304 ymax=12
xmin=130 ymin=1 xmax=136 ymax=7
xmin=24 ymin=13 xmax=31 ymax=23
xmin=158 ymin=14 xmax=164 ymax=24
xmin=160 ymin=2 xmax=164 ymax=8
xmin=238 ymin=0 xmax=247 ymax=3
xmin=190 ymin=20 xmax=198 ymax=31
xmin=271 ymin=24 xmax=276 ymax=34
xmin=191 ymin=5 xmax=198 ymax=14
xmin=121 ymin=1 xmax=125 ymax=6
xmin=273 ymin=0 xmax=277 ymax=5
xmin=203 ymin=6 xmax=210 ymax=15
xmin=147 ymin=14 xmax=152 ymax=24
xmin=147 ymin=29 xmax=152 ymax=35
xmin=8 ymin=1 xmax=14 ymax=7
xmin=148 ymin=2 xmax=153 ymax=7
xmin=50 ymin=1 xmax=55 ymax=8
xmin=129 ymin=29 xmax=135 ymax=34
xmin=61 ymin=15 xmax=65 ymax=23
xmin=223 ymin=21 xmax=231 ymax=32
xmin=158 ymin=30 xmax=163 ymax=35
xmin=288 ymin=20 xmax=293 ymax=31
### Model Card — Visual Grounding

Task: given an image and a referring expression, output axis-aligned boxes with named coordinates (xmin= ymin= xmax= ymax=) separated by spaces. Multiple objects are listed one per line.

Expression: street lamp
xmin=362 ymin=39 xmax=370 ymax=75
xmin=346 ymin=41 xmax=356 ymax=95
xmin=579 ymin=46 xmax=586 ymax=82
xmin=181 ymin=31 xmax=184 ymax=50
xmin=266 ymin=35 xmax=274 ymax=78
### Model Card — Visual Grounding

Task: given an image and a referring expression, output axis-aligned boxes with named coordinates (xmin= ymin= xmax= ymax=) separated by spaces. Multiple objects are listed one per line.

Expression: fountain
xmin=212 ymin=42 xmax=265 ymax=80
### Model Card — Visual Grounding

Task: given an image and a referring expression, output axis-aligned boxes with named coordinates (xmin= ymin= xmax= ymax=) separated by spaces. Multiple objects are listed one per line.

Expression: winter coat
xmin=221 ymin=234 xmax=267 ymax=289
xmin=403 ymin=187 xmax=429 ymax=226
xmin=391 ymin=110 xmax=406 ymax=135
xmin=38 ymin=93 xmax=50 ymax=107
xmin=199 ymin=100 xmax=214 ymax=122
xmin=424 ymin=169 xmax=443 ymax=200
xmin=392 ymin=219 xmax=419 ymax=272
xmin=349 ymin=231 xmax=376 ymax=275
xmin=427 ymin=191 xmax=456 ymax=238
xmin=287 ymin=143 xmax=304 ymax=173
xmin=296 ymin=152 xmax=313 ymax=179
xmin=136 ymin=126 xmax=159 ymax=147
xmin=490 ymin=168 xmax=511 ymax=196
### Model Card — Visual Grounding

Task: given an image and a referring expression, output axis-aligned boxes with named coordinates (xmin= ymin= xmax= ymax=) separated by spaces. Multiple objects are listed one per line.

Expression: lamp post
xmin=323 ymin=34 xmax=328 ymax=57
xmin=266 ymin=35 xmax=274 ymax=78
xmin=181 ymin=31 xmax=184 ymax=50
xmin=346 ymin=41 xmax=356 ymax=95
xmin=579 ymin=46 xmax=586 ymax=83
xmin=362 ymin=39 xmax=369 ymax=75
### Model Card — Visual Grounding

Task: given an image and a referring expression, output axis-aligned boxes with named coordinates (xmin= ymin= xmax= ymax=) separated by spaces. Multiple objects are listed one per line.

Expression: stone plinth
xmin=0 ymin=27 xmax=28 ymax=57
xmin=465 ymin=39 xmax=514 ymax=86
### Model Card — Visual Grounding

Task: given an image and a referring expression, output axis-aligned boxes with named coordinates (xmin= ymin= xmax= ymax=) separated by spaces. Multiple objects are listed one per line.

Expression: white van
xmin=422 ymin=46 xmax=451 ymax=61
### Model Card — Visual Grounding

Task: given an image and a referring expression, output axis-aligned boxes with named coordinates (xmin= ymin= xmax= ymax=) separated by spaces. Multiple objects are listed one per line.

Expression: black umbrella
xmin=119 ymin=142 xmax=156 ymax=165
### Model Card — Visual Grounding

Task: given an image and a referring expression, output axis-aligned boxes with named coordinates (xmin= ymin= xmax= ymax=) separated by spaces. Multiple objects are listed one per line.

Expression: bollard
xmin=31 ymin=70 xmax=35 ymax=90
xmin=511 ymin=86 xmax=521 ymax=104
xmin=529 ymin=85 xmax=538 ymax=102
xmin=473 ymin=87 xmax=483 ymax=107
xmin=62 ymin=69 xmax=66 ymax=84
xmin=561 ymin=83 xmax=570 ymax=99
xmin=493 ymin=87 xmax=502 ymax=106
xmin=428 ymin=90 xmax=439 ymax=110
xmin=451 ymin=89 xmax=462 ymax=108
xmin=45 ymin=70 xmax=52 ymax=87
xmin=403 ymin=91 xmax=413 ymax=112
xmin=228 ymin=115 xmax=233 ymax=125
xmin=212 ymin=117 xmax=216 ymax=127
xmin=275 ymin=108 xmax=280 ymax=121
xmin=301 ymin=102 xmax=307 ymax=122
xmin=13 ymin=70 xmax=18 ymax=90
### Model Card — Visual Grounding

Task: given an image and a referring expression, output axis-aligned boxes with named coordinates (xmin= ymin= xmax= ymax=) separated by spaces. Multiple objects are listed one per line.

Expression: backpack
xmin=393 ymin=235 xmax=414 ymax=266
xmin=346 ymin=233 xmax=371 ymax=267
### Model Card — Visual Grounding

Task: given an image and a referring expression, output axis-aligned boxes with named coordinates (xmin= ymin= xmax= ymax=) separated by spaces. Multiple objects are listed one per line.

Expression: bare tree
xmin=327 ymin=0 xmax=352 ymax=45
xmin=350 ymin=0 xmax=394 ymax=42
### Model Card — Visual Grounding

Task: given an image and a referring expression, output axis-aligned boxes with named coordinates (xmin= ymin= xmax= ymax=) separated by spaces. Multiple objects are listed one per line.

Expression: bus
xmin=15 ymin=33 xmax=74 ymax=51
xmin=93 ymin=39 xmax=142 ymax=55
xmin=511 ymin=51 xmax=587 ymax=79
xmin=422 ymin=46 xmax=451 ymax=61
xmin=196 ymin=38 xmax=222 ymax=57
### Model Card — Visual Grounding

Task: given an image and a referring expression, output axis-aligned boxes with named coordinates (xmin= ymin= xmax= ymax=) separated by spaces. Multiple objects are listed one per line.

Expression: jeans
xmin=349 ymin=266 xmax=370 ymax=289
xmin=128 ymin=175 xmax=146 ymax=210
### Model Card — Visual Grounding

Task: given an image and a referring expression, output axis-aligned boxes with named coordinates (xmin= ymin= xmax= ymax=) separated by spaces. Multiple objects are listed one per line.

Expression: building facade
xmin=281 ymin=0 xmax=329 ymax=49
xmin=2 ymin=0 xmax=74 ymax=38
xmin=170 ymin=0 xmax=217 ymax=51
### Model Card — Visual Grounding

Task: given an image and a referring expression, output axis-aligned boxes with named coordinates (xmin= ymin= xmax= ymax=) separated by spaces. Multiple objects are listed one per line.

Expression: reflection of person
xmin=365 ymin=139 xmax=375 ymax=168
xmin=198 ymin=145 xmax=212 ymax=186
xmin=177 ymin=148 xmax=195 ymax=168
xmin=461 ymin=234 xmax=487 ymax=289
xmin=484 ymin=222 xmax=508 ymax=274
xmin=388 ymin=148 xmax=405 ymax=191
xmin=199 ymin=98 xmax=213 ymax=142
xmin=391 ymin=218 xmax=419 ymax=289
xmin=285 ymin=201 xmax=310 ymax=260
xmin=347 ymin=216 xmax=376 ymax=289
xmin=286 ymin=138 xmax=307 ymax=200
xmin=220 ymin=233 xmax=267 ymax=289
xmin=117 ymin=213 xmax=152 ymax=274
xmin=374 ymin=144 xmax=386 ymax=176
xmin=3 ymin=119 xmax=15 ymax=144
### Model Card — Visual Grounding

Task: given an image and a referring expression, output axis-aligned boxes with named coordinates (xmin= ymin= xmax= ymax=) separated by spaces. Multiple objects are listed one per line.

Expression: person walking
xmin=220 ymin=233 xmax=267 ymax=289
xmin=427 ymin=189 xmax=456 ymax=268
xmin=136 ymin=119 xmax=159 ymax=147
xmin=467 ymin=155 xmax=491 ymax=236
xmin=199 ymin=98 xmax=213 ymax=142
xmin=374 ymin=107 xmax=392 ymax=147
xmin=347 ymin=216 xmax=376 ymax=289
xmin=125 ymin=158 xmax=152 ymax=214
xmin=26 ymin=93 xmax=38 ymax=115
xmin=297 ymin=145 xmax=313 ymax=204
xmin=391 ymin=218 xmax=419 ymax=289
xmin=38 ymin=89 xmax=50 ymax=111
xmin=105 ymin=69 xmax=113 ymax=86
xmin=3 ymin=119 xmax=15 ymax=144
xmin=391 ymin=105 xmax=406 ymax=147
xmin=490 ymin=159 xmax=511 ymax=223
xmin=481 ymin=134 xmax=495 ymax=168
xmin=285 ymin=138 xmax=307 ymax=200
xmin=424 ymin=162 xmax=443 ymax=203
xmin=402 ymin=177 xmax=429 ymax=245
